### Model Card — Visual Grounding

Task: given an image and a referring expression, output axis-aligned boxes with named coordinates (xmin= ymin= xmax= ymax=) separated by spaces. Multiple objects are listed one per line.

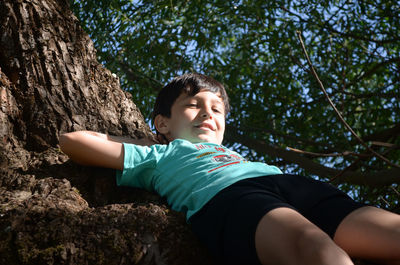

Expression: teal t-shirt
xmin=116 ymin=139 xmax=282 ymax=220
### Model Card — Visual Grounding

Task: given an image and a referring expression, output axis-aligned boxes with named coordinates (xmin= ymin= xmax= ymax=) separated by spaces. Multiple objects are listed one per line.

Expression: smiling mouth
xmin=195 ymin=124 xmax=215 ymax=131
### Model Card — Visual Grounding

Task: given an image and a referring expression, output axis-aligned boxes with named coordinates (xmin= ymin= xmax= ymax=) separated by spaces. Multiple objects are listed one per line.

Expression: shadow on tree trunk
xmin=0 ymin=0 xmax=377 ymax=264
xmin=0 ymin=0 xmax=216 ymax=264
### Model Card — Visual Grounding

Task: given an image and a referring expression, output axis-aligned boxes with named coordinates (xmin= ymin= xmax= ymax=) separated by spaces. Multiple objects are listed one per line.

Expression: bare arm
xmin=59 ymin=131 xmax=157 ymax=170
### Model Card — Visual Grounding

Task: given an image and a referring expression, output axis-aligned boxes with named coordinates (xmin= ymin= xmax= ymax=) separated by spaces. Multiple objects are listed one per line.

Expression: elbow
xmin=59 ymin=132 xmax=81 ymax=156
xmin=58 ymin=132 xmax=86 ymax=164
xmin=59 ymin=133 xmax=71 ymax=154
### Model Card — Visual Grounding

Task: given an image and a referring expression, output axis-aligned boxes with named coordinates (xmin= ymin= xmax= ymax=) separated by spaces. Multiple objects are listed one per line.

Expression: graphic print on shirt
xmin=194 ymin=144 xmax=247 ymax=173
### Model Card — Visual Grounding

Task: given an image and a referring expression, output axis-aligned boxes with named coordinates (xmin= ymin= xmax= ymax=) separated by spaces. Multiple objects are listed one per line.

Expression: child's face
xmin=157 ymin=90 xmax=225 ymax=144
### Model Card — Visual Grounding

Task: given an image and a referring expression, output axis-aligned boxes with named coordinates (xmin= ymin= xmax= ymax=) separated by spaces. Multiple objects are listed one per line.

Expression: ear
xmin=154 ymin=114 xmax=170 ymax=135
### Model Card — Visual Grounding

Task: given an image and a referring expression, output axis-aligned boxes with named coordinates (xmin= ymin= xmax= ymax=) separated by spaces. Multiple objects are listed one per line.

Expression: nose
xmin=202 ymin=113 xmax=211 ymax=119
xmin=200 ymin=107 xmax=213 ymax=119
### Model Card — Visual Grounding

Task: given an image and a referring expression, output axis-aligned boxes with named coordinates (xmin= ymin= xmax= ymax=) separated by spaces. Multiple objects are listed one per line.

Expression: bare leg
xmin=334 ymin=206 xmax=400 ymax=264
xmin=255 ymin=207 xmax=354 ymax=265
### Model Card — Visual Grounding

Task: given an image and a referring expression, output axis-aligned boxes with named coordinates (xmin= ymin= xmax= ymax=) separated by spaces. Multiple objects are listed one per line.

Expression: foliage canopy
xmin=71 ymin=0 xmax=400 ymax=209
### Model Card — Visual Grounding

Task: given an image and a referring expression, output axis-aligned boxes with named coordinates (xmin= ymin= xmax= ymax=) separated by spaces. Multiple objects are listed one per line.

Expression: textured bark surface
xmin=0 ymin=0 xmax=215 ymax=264
xmin=0 ymin=0 xmax=375 ymax=264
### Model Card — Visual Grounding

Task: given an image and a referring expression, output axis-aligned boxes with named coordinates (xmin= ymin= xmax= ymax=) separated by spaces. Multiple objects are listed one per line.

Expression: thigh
xmin=222 ymin=192 xmax=294 ymax=265
xmin=191 ymin=175 xmax=364 ymax=264
xmin=334 ymin=206 xmax=400 ymax=260
xmin=271 ymin=174 xmax=365 ymax=237
xmin=190 ymin=177 xmax=293 ymax=265
xmin=255 ymin=207 xmax=352 ymax=265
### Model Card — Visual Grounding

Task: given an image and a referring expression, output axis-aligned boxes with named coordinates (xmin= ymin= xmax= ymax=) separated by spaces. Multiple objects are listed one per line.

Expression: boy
xmin=60 ymin=73 xmax=400 ymax=265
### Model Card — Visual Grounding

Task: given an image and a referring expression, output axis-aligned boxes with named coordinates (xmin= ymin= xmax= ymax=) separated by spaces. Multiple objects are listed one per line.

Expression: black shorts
xmin=189 ymin=174 xmax=365 ymax=265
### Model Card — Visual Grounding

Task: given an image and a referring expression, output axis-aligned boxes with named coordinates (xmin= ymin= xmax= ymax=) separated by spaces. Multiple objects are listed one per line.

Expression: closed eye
xmin=213 ymin=108 xmax=222 ymax=113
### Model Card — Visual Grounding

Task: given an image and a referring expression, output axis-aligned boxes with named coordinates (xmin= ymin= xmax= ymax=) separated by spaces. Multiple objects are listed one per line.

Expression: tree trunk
xmin=0 ymin=0 xmax=215 ymax=264
xmin=0 ymin=1 xmax=376 ymax=265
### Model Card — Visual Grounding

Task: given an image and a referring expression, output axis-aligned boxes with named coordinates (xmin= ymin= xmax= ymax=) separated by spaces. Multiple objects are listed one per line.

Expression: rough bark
xmin=0 ymin=0 xmax=378 ymax=264
xmin=0 ymin=0 xmax=215 ymax=264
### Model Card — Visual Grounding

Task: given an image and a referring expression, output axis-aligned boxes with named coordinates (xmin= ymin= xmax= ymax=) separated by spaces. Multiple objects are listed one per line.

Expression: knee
xmin=295 ymin=228 xmax=352 ymax=265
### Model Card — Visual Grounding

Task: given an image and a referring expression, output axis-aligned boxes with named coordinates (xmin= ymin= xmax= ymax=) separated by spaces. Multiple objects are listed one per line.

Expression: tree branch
xmin=323 ymin=23 xmax=400 ymax=45
xmin=349 ymin=57 xmax=400 ymax=86
xmin=224 ymin=126 xmax=400 ymax=186
xmin=296 ymin=31 xmax=400 ymax=169
xmin=238 ymin=123 xmax=337 ymax=152
xmin=342 ymin=90 xmax=400 ymax=100
xmin=361 ymin=123 xmax=400 ymax=143
xmin=286 ymin=146 xmax=370 ymax=158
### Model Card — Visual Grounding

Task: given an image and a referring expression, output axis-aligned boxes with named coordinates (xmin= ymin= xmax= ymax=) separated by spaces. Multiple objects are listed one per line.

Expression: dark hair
xmin=152 ymin=73 xmax=230 ymax=128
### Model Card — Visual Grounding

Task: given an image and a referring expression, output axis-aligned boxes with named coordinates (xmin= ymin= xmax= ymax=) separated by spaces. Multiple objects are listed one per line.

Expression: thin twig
xmin=391 ymin=186 xmax=400 ymax=197
xmin=296 ymin=31 xmax=400 ymax=169
xmin=371 ymin=141 xmax=397 ymax=148
xmin=378 ymin=196 xmax=391 ymax=207
xmin=287 ymin=147 xmax=370 ymax=158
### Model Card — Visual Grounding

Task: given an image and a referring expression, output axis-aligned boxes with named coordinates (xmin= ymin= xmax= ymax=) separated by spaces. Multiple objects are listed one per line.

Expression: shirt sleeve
xmin=116 ymin=143 xmax=165 ymax=191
